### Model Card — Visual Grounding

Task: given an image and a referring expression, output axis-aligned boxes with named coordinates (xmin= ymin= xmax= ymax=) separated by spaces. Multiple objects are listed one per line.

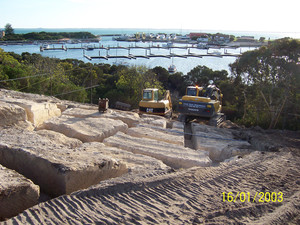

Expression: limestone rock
xmin=191 ymin=123 xmax=252 ymax=161
xmin=104 ymin=132 xmax=211 ymax=169
xmin=62 ymin=107 xmax=101 ymax=118
xmin=36 ymin=129 xmax=82 ymax=148
xmin=0 ymin=164 xmax=39 ymax=221
xmin=140 ymin=114 xmax=168 ymax=128
xmin=0 ymin=88 xmax=60 ymax=104
xmin=63 ymin=108 xmax=140 ymax=127
xmin=0 ymin=101 xmax=27 ymax=127
xmin=172 ymin=121 xmax=185 ymax=130
xmin=77 ymin=142 xmax=169 ymax=175
xmin=0 ymin=97 xmax=61 ymax=127
xmin=126 ymin=126 xmax=184 ymax=146
xmin=101 ymin=109 xmax=140 ymax=127
xmin=0 ymin=128 xmax=128 ymax=197
xmin=38 ymin=115 xmax=128 ymax=142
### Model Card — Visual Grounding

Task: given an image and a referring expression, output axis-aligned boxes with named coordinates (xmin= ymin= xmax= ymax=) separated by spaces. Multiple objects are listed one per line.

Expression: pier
xmin=40 ymin=44 xmax=241 ymax=52
xmin=40 ymin=43 xmax=242 ymax=60
xmin=83 ymin=52 xmax=241 ymax=61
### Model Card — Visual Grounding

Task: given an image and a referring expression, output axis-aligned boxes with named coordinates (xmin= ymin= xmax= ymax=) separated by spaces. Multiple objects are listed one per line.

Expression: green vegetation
xmin=229 ymin=38 xmax=300 ymax=130
xmin=0 ymin=38 xmax=299 ymax=130
xmin=1 ymin=23 xmax=97 ymax=41
xmin=4 ymin=23 xmax=14 ymax=35
xmin=2 ymin=31 xmax=97 ymax=41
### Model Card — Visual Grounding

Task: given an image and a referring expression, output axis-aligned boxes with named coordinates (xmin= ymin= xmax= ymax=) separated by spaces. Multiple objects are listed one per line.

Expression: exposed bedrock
xmin=37 ymin=115 xmax=128 ymax=142
xmin=77 ymin=142 xmax=170 ymax=175
xmin=0 ymin=101 xmax=28 ymax=128
xmin=62 ymin=107 xmax=141 ymax=127
xmin=191 ymin=123 xmax=252 ymax=161
xmin=0 ymin=129 xmax=127 ymax=197
xmin=103 ymin=131 xmax=212 ymax=169
xmin=0 ymin=165 xmax=39 ymax=221
xmin=126 ymin=126 xmax=184 ymax=146
xmin=0 ymin=97 xmax=61 ymax=127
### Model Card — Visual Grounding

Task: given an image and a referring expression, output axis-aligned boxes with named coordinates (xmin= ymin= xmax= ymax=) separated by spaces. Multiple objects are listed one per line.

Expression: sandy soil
xmin=3 ymin=145 xmax=299 ymax=224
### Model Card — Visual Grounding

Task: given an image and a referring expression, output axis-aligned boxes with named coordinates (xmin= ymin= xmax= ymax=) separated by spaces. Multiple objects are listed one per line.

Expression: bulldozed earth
xmin=0 ymin=89 xmax=299 ymax=224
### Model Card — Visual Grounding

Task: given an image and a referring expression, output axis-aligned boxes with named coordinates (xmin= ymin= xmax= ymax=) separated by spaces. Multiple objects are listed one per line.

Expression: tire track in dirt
xmin=3 ymin=151 xmax=300 ymax=225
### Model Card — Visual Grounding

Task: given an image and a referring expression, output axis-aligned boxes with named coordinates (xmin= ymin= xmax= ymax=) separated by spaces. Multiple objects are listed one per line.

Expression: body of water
xmin=1 ymin=28 xmax=299 ymax=74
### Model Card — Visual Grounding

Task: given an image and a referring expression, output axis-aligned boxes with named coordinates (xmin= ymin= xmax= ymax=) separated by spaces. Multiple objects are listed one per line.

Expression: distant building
xmin=0 ymin=30 xmax=5 ymax=38
xmin=237 ymin=36 xmax=256 ymax=42
xmin=197 ymin=36 xmax=209 ymax=43
xmin=189 ymin=33 xmax=207 ymax=39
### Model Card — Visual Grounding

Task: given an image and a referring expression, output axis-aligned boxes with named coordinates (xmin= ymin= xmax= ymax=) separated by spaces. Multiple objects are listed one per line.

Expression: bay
xmin=1 ymin=28 xmax=299 ymax=74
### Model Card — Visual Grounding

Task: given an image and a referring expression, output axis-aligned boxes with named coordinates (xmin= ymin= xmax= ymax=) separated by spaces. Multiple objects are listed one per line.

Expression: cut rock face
xmin=77 ymin=142 xmax=170 ymax=175
xmin=36 ymin=129 xmax=82 ymax=148
xmin=0 ymin=164 xmax=39 ymax=221
xmin=104 ymin=132 xmax=211 ymax=169
xmin=62 ymin=108 xmax=141 ymax=127
xmin=38 ymin=115 xmax=128 ymax=142
xmin=0 ymin=97 xmax=61 ymax=127
xmin=0 ymin=101 xmax=28 ymax=127
xmin=191 ymin=123 xmax=252 ymax=161
xmin=0 ymin=129 xmax=127 ymax=197
xmin=126 ymin=126 xmax=184 ymax=146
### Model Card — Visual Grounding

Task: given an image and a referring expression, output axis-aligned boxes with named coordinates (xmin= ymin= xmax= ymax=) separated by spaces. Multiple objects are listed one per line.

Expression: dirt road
xmin=4 ymin=149 xmax=300 ymax=224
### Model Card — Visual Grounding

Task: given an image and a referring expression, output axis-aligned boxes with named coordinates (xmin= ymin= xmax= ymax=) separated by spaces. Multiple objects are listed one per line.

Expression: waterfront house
xmin=197 ymin=36 xmax=209 ymax=43
xmin=189 ymin=33 xmax=208 ymax=40
xmin=236 ymin=36 xmax=256 ymax=42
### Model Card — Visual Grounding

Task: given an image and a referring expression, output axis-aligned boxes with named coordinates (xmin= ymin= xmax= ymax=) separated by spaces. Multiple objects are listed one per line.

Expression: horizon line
xmin=5 ymin=27 xmax=300 ymax=34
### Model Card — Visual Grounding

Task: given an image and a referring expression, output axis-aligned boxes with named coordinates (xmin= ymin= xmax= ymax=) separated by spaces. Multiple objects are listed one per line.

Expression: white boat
xmin=197 ymin=43 xmax=209 ymax=49
xmin=40 ymin=44 xmax=49 ymax=52
xmin=211 ymin=50 xmax=222 ymax=55
xmin=85 ymin=45 xmax=94 ymax=51
xmin=163 ymin=42 xmax=174 ymax=48
xmin=168 ymin=64 xmax=177 ymax=74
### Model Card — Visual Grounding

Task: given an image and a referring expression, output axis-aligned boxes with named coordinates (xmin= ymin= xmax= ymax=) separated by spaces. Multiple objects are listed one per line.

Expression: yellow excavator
xmin=139 ymin=88 xmax=172 ymax=117
xmin=178 ymin=82 xmax=225 ymax=126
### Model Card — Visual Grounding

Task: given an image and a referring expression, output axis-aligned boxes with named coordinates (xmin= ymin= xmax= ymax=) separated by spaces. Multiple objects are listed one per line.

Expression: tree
xmin=230 ymin=38 xmax=300 ymax=129
xmin=5 ymin=23 xmax=14 ymax=35
xmin=186 ymin=65 xmax=228 ymax=86
xmin=151 ymin=66 xmax=169 ymax=89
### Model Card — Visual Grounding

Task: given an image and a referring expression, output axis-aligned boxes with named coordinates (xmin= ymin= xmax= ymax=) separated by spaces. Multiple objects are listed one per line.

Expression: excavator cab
xmin=139 ymin=88 xmax=172 ymax=116
xmin=178 ymin=83 xmax=224 ymax=125
xmin=142 ymin=89 xmax=158 ymax=102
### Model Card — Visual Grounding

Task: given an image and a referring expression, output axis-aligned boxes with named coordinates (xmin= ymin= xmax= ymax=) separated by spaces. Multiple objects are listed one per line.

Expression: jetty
xmin=39 ymin=43 xmax=243 ymax=52
xmin=83 ymin=52 xmax=241 ymax=61
xmin=39 ymin=43 xmax=242 ymax=60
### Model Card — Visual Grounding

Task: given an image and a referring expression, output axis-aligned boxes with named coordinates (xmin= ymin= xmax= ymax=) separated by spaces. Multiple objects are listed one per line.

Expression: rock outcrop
xmin=0 ymin=97 xmax=61 ymax=127
xmin=0 ymin=165 xmax=39 ymax=220
xmin=77 ymin=142 xmax=170 ymax=176
xmin=0 ymin=129 xmax=128 ymax=197
xmin=104 ymin=131 xmax=212 ymax=168
xmin=126 ymin=126 xmax=184 ymax=146
xmin=0 ymin=101 xmax=28 ymax=128
xmin=38 ymin=115 xmax=128 ymax=142
xmin=62 ymin=107 xmax=141 ymax=127
xmin=191 ymin=123 xmax=252 ymax=161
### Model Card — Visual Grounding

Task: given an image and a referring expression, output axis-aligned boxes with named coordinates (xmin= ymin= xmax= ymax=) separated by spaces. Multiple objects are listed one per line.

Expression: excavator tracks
xmin=4 ymin=150 xmax=300 ymax=224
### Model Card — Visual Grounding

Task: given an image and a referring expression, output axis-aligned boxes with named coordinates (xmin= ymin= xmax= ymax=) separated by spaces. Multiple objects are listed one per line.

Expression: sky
xmin=1 ymin=0 xmax=299 ymax=32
